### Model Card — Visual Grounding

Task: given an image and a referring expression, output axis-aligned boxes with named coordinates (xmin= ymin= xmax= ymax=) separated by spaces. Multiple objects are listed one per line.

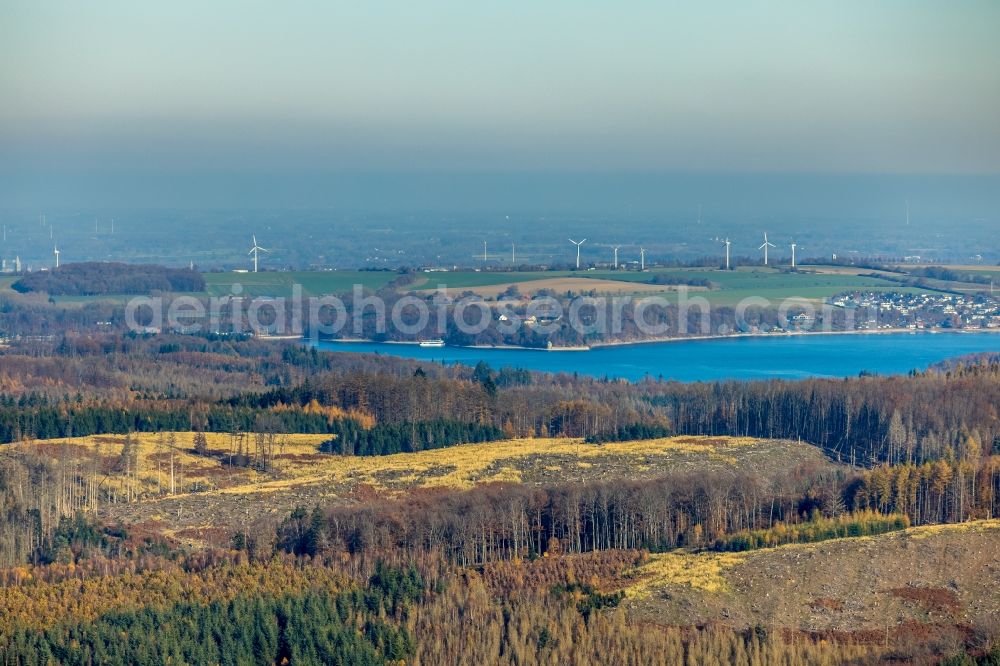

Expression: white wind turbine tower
xmin=612 ymin=245 xmax=622 ymax=269
xmin=758 ymin=232 xmax=775 ymax=265
xmin=639 ymin=247 xmax=646 ymax=271
xmin=248 ymin=235 xmax=269 ymax=273
xmin=53 ymin=245 xmax=60 ymax=269
xmin=569 ymin=238 xmax=586 ymax=269
xmin=790 ymin=241 xmax=799 ymax=268
xmin=511 ymin=242 xmax=516 ymax=264
xmin=720 ymin=238 xmax=732 ymax=270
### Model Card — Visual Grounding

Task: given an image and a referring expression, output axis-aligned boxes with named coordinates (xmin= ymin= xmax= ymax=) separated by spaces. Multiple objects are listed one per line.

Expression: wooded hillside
xmin=12 ymin=262 xmax=205 ymax=295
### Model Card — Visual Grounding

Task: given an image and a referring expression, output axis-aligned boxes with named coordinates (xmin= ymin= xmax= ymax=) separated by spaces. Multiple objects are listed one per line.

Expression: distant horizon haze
xmin=1 ymin=2 xmax=998 ymax=264
xmin=1 ymin=171 xmax=997 ymax=217
xmin=2 ymin=1 xmax=999 ymax=210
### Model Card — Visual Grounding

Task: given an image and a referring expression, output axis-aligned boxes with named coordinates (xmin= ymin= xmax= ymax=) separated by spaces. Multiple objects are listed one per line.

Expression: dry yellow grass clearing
xmin=9 ymin=432 xmax=330 ymax=499
xmin=12 ymin=433 xmax=779 ymax=500
xmin=903 ymin=518 xmax=1000 ymax=540
xmin=274 ymin=435 xmax=764 ymax=492
xmin=624 ymin=519 xmax=1000 ymax=602
xmin=625 ymin=550 xmax=747 ymax=597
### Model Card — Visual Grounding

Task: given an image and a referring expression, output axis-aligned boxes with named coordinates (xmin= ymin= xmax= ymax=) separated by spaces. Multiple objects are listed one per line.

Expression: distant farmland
xmin=202 ymin=270 xmax=398 ymax=297
xmin=4 ymin=264 xmax=964 ymax=306
xmin=410 ymin=266 xmax=938 ymax=305
xmin=198 ymin=266 xmax=946 ymax=304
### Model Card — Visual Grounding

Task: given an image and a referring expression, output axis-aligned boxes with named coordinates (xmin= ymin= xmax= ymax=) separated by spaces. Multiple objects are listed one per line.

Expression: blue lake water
xmin=312 ymin=332 xmax=1000 ymax=382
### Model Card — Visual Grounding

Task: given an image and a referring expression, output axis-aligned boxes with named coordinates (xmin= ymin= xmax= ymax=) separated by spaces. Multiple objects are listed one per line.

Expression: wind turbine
xmin=758 ymin=233 xmax=775 ymax=265
xmin=612 ymin=245 xmax=622 ymax=269
xmin=790 ymin=241 xmax=799 ymax=268
xmin=511 ymin=242 xmax=516 ymax=264
xmin=569 ymin=238 xmax=586 ymax=269
xmin=639 ymin=247 xmax=646 ymax=271
xmin=483 ymin=240 xmax=488 ymax=262
xmin=53 ymin=245 xmax=60 ymax=269
xmin=720 ymin=238 xmax=732 ymax=270
xmin=905 ymin=199 xmax=910 ymax=226
xmin=248 ymin=235 xmax=269 ymax=273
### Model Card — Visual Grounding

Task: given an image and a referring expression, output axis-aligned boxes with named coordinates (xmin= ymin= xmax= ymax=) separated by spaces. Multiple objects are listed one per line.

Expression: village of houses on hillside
xmin=831 ymin=291 xmax=1000 ymax=331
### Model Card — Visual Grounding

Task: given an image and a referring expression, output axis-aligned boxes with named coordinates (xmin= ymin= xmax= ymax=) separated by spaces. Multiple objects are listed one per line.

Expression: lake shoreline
xmin=587 ymin=326 xmax=1000 ymax=350
xmin=312 ymin=330 xmax=1000 ymax=382
xmin=319 ymin=326 xmax=1000 ymax=352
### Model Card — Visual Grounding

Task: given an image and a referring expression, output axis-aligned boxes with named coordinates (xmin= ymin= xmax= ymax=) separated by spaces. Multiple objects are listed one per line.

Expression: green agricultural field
xmin=639 ymin=266 xmax=894 ymax=290
xmin=689 ymin=285 xmax=936 ymax=306
xmin=649 ymin=268 xmax=947 ymax=305
xmin=203 ymin=270 xmax=398 ymax=297
xmin=408 ymin=266 xmax=930 ymax=305
xmin=409 ymin=270 xmax=572 ymax=290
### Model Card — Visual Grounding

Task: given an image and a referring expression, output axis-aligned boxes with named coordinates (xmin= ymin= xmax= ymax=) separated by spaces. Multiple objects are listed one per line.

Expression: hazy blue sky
xmin=2 ymin=1 xmax=999 ymax=206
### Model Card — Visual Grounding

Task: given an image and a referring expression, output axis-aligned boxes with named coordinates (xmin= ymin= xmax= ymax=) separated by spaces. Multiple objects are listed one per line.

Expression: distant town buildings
xmin=830 ymin=292 xmax=1000 ymax=330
